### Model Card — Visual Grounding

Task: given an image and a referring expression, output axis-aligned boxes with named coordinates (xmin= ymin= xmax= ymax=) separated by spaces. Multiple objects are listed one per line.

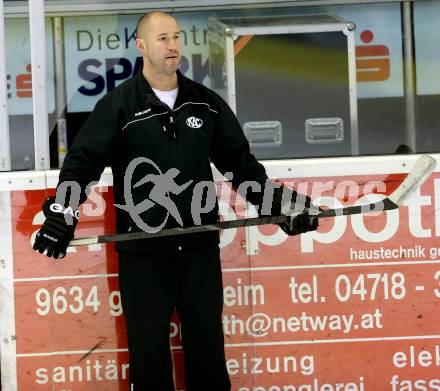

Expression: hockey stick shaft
xmin=68 ymin=200 xmax=392 ymax=246
xmin=70 ymin=215 xmax=289 ymax=246
xmin=69 ymin=155 xmax=436 ymax=247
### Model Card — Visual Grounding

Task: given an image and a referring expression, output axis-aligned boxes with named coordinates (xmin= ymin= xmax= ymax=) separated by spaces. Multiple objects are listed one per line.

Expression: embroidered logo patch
xmin=186 ymin=116 xmax=203 ymax=129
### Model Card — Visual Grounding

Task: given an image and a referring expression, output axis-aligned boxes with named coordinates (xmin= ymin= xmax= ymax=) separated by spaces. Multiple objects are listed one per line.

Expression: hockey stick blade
xmin=69 ymin=155 xmax=436 ymax=247
xmin=318 ymin=155 xmax=436 ymax=218
xmin=388 ymin=155 xmax=436 ymax=205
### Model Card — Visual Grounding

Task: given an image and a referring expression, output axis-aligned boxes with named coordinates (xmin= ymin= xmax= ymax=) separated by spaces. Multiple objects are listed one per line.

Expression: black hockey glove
xmin=33 ymin=197 xmax=79 ymax=259
xmin=279 ymin=209 xmax=319 ymax=236
xmin=277 ymin=190 xmax=319 ymax=236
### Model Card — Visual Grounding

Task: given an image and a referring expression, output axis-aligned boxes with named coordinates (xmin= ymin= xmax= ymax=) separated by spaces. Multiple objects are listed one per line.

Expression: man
xmin=33 ymin=11 xmax=318 ymax=391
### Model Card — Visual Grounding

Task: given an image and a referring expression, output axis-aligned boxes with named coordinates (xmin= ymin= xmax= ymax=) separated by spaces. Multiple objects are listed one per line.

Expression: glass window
xmin=414 ymin=0 xmax=440 ymax=154
xmin=5 ymin=1 xmax=437 ymax=171
xmin=5 ymin=13 xmax=34 ymax=169
xmin=4 ymin=0 xmax=57 ymax=171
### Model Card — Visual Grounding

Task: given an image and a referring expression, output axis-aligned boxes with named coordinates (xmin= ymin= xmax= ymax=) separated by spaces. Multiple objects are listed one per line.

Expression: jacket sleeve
xmin=209 ymin=91 xmax=283 ymax=215
xmin=56 ymin=94 xmax=121 ymax=207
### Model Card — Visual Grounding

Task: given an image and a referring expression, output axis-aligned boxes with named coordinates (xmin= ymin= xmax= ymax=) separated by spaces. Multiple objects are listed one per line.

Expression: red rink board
xmin=2 ymin=159 xmax=440 ymax=390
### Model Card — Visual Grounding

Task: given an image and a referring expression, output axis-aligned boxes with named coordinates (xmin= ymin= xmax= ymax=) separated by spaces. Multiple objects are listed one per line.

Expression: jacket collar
xmin=137 ymin=69 xmax=189 ymax=108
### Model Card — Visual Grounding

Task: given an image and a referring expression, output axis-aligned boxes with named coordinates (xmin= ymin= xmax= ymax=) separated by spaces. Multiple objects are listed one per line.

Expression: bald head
xmin=136 ymin=11 xmax=178 ymax=40
xmin=135 ymin=11 xmax=182 ymax=87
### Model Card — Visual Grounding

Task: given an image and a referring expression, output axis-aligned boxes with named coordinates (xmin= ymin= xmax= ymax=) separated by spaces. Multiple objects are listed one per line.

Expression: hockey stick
xmin=69 ymin=155 xmax=436 ymax=247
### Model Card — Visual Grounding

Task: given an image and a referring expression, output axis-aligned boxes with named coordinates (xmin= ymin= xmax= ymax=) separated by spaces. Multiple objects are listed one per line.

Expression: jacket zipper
xmin=167 ymin=111 xmax=178 ymax=170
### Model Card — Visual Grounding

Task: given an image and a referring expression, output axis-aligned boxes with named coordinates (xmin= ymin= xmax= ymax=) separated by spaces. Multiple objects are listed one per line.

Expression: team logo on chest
xmin=185 ymin=116 xmax=203 ymax=129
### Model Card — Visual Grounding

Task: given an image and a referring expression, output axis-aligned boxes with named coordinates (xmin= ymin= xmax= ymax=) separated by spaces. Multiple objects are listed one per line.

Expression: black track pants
xmin=118 ymin=241 xmax=231 ymax=391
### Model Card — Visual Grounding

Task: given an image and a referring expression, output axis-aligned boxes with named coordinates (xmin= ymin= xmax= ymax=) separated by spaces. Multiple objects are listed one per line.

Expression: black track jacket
xmin=58 ymin=70 xmax=276 ymax=252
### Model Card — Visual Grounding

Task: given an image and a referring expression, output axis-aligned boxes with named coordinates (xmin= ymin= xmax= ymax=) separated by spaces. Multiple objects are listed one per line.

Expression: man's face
xmin=137 ymin=14 xmax=182 ymax=77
